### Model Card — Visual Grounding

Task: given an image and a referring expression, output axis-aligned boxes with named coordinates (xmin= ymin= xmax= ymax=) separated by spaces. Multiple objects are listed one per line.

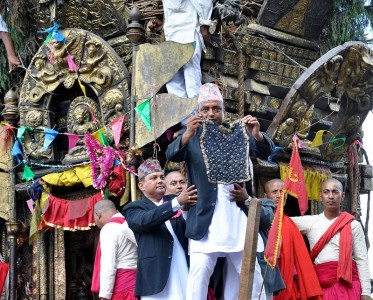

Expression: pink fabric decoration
xmin=292 ymin=133 xmax=304 ymax=149
xmin=110 ymin=115 xmax=125 ymax=148
xmin=26 ymin=199 xmax=35 ymax=214
xmin=198 ymin=83 xmax=223 ymax=104
xmin=64 ymin=133 xmax=79 ymax=152
xmin=49 ymin=45 xmax=55 ymax=65
xmin=165 ymin=128 xmax=173 ymax=141
xmin=67 ymin=54 xmax=78 ymax=72
xmin=171 ymin=209 xmax=182 ymax=219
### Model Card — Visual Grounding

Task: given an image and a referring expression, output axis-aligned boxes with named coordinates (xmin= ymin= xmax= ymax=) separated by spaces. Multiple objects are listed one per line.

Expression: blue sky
xmin=361 ymin=112 xmax=373 ymax=278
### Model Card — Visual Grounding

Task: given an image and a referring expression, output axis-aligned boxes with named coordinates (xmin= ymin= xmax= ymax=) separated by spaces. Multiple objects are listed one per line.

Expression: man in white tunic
xmin=166 ymin=83 xmax=276 ymax=300
xmin=92 ymin=200 xmax=137 ymax=300
xmin=0 ymin=14 xmax=20 ymax=72
xmin=160 ymin=0 xmax=213 ymax=99
xmin=291 ymin=178 xmax=371 ymax=300
xmin=122 ymin=158 xmax=197 ymax=299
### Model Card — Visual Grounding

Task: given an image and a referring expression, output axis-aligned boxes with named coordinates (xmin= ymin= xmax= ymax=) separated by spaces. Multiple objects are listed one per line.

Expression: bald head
xmin=264 ymin=179 xmax=284 ymax=206
xmin=321 ymin=178 xmax=343 ymax=192
xmin=94 ymin=200 xmax=118 ymax=228
xmin=165 ymin=171 xmax=187 ymax=196
xmin=94 ymin=199 xmax=117 ymax=213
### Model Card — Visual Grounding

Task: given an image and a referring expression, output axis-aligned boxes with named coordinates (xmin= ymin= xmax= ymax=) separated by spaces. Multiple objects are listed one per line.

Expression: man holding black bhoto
xmin=166 ymin=83 xmax=275 ymax=300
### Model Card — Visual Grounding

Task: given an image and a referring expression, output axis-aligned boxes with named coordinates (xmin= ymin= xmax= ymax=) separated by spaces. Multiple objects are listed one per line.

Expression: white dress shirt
xmin=142 ymin=199 xmax=188 ymax=300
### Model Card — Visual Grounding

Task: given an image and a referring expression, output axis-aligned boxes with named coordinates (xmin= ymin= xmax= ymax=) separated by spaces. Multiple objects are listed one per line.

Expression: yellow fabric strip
xmin=279 ymin=163 xmax=331 ymax=201
xmin=41 ymin=164 xmax=93 ymax=187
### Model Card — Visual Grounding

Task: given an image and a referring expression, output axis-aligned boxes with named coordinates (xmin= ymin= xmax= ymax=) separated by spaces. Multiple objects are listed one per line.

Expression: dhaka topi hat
xmin=198 ymin=83 xmax=223 ymax=104
xmin=138 ymin=158 xmax=163 ymax=181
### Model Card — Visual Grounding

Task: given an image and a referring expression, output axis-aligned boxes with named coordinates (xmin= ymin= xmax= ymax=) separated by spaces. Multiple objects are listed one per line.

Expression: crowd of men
xmin=92 ymin=83 xmax=371 ymax=300
xmin=1 ymin=1 xmax=370 ymax=299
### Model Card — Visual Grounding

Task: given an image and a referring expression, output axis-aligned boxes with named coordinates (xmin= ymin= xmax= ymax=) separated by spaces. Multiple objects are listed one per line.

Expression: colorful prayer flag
xmin=67 ymin=54 xmax=78 ymax=72
xmin=22 ymin=164 xmax=35 ymax=181
xmin=17 ymin=127 xmax=27 ymax=144
xmin=64 ymin=133 xmax=80 ymax=152
xmin=110 ymin=115 xmax=125 ymax=148
xmin=26 ymin=199 xmax=35 ymax=214
xmin=135 ymin=99 xmax=152 ymax=132
xmin=42 ymin=128 xmax=58 ymax=152
xmin=11 ymin=140 xmax=23 ymax=163
xmin=78 ymin=79 xmax=86 ymax=97
xmin=165 ymin=128 xmax=173 ymax=141
xmin=311 ymin=130 xmax=326 ymax=147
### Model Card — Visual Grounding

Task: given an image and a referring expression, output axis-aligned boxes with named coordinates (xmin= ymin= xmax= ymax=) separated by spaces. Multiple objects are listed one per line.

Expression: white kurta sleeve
xmin=351 ymin=221 xmax=371 ymax=296
xmin=290 ymin=215 xmax=313 ymax=234
xmin=123 ymin=222 xmax=137 ymax=245
xmin=99 ymin=224 xmax=118 ymax=299
xmin=0 ymin=14 xmax=9 ymax=32
xmin=189 ymin=0 xmax=213 ymax=25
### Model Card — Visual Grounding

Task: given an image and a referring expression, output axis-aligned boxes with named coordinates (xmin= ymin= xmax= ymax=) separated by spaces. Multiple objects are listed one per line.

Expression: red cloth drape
xmin=274 ymin=216 xmax=322 ymax=300
xmin=39 ymin=192 xmax=103 ymax=231
xmin=310 ymin=212 xmax=354 ymax=284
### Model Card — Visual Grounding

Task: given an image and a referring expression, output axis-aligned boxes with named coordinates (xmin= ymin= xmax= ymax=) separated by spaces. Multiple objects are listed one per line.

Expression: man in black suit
xmin=122 ymin=158 xmax=197 ymax=299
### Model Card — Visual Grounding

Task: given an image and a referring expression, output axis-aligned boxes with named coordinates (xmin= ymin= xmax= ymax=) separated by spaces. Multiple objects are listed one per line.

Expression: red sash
xmin=310 ymin=212 xmax=354 ymax=284
xmin=91 ymin=217 xmax=125 ymax=293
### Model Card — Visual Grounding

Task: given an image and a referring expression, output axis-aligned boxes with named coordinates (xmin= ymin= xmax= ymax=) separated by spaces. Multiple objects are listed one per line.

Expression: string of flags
xmin=4 ymin=113 xmax=126 ymax=182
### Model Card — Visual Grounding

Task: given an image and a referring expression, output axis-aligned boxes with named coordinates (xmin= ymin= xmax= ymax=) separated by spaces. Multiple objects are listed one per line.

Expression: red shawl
xmin=275 ymin=216 xmax=322 ymax=300
xmin=310 ymin=212 xmax=354 ymax=285
xmin=91 ymin=217 xmax=125 ymax=293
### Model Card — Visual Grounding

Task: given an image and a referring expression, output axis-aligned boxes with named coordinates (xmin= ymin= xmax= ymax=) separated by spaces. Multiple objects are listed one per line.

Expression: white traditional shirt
xmin=291 ymin=212 xmax=371 ymax=296
xmin=0 ymin=14 xmax=9 ymax=32
xmin=162 ymin=0 xmax=212 ymax=44
xmin=99 ymin=213 xmax=137 ymax=299
xmin=190 ymin=184 xmax=264 ymax=253
xmin=142 ymin=199 xmax=188 ymax=300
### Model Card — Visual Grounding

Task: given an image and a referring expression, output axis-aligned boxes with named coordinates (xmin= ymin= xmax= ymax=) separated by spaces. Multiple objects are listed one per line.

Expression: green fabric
xmin=135 ymin=98 xmax=152 ymax=132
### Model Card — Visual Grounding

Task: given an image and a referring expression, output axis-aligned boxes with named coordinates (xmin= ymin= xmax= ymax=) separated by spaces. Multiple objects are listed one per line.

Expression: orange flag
xmin=283 ymin=138 xmax=308 ymax=215
xmin=264 ymin=136 xmax=308 ymax=269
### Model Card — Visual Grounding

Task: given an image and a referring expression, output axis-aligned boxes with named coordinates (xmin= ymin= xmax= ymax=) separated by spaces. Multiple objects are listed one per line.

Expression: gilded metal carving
xmin=37 ymin=0 xmax=126 ymax=40
xmin=54 ymin=230 xmax=66 ymax=300
xmin=135 ymin=94 xmax=197 ymax=148
xmin=102 ymin=89 xmax=125 ymax=123
xmin=19 ymin=28 xmax=130 ymax=163
xmin=79 ymin=39 xmax=113 ymax=91
xmin=257 ymin=0 xmax=332 ymax=39
xmin=64 ymin=96 xmax=102 ymax=163
xmin=134 ymin=42 xmax=194 ymax=100
xmin=267 ymin=42 xmax=373 ymax=160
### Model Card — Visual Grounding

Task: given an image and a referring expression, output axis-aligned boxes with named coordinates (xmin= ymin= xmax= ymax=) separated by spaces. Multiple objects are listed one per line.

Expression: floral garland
xmin=85 ymin=134 xmax=115 ymax=189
